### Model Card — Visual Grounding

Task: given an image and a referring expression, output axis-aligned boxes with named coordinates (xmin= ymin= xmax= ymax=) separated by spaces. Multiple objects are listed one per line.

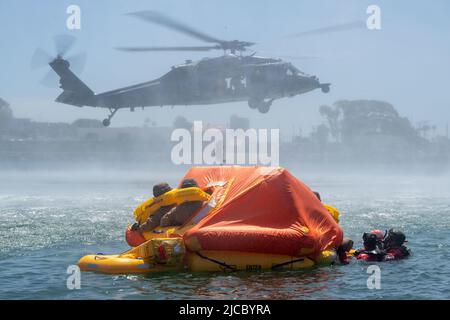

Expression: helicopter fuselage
xmin=50 ymin=53 xmax=329 ymax=125
xmin=53 ymin=54 xmax=327 ymax=108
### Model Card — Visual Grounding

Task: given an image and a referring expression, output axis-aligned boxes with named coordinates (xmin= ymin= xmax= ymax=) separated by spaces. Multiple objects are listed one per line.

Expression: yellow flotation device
xmin=134 ymin=187 xmax=211 ymax=225
xmin=311 ymin=249 xmax=337 ymax=266
xmin=78 ymin=237 xmax=186 ymax=274
xmin=324 ymin=204 xmax=340 ymax=223
xmin=78 ymin=237 xmax=317 ymax=274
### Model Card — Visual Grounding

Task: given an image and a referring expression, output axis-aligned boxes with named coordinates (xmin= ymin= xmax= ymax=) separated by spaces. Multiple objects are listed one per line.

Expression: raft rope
xmin=195 ymin=251 xmax=306 ymax=271
xmin=195 ymin=252 xmax=237 ymax=271
xmin=271 ymin=258 xmax=305 ymax=270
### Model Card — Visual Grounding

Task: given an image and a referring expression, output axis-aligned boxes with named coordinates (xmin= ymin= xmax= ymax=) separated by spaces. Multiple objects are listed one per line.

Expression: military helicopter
xmin=32 ymin=11 xmax=363 ymax=127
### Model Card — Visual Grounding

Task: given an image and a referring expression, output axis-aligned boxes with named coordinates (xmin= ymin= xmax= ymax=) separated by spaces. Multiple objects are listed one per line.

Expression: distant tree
xmin=72 ymin=118 xmax=103 ymax=128
xmin=331 ymin=100 xmax=419 ymax=143
xmin=173 ymin=116 xmax=192 ymax=130
xmin=0 ymin=100 xmax=13 ymax=129
xmin=0 ymin=97 xmax=9 ymax=108
xmin=319 ymin=105 xmax=340 ymax=142
xmin=310 ymin=124 xmax=330 ymax=147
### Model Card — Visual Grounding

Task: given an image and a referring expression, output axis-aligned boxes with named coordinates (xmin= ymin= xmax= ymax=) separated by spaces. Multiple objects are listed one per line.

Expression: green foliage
xmin=320 ymin=100 xmax=419 ymax=144
xmin=319 ymin=105 xmax=340 ymax=142
xmin=309 ymin=100 xmax=441 ymax=164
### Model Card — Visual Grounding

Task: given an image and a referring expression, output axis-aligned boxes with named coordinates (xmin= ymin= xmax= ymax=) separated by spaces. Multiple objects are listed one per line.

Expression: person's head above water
xmin=341 ymin=237 xmax=354 ymax=252
xmin=153 ymin=182 xmax=172 ymax=197
xmin=313 ymin=191 xmax=321 ymax=201
xmin=385 ymin=228 xmax=406 ymax=248
xmin=362 ymin=233 xmax=378 ymax=251
xmin=181 ymin=178 xmax=199 ymax=188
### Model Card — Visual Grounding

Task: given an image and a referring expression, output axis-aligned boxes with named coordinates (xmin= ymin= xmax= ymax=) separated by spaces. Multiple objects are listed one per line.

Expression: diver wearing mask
xmin=383 ymin=228 xmax=411 ymax=261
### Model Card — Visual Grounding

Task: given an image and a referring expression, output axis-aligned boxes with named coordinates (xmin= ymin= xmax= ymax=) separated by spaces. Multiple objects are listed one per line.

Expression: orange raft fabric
xmin=183 ymin=166 xmax=343 ymax=257
xmin=125 ymin=226 xmax=146 ymax=247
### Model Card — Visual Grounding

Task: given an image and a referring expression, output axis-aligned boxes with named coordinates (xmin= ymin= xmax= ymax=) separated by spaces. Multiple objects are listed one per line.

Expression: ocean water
xmin=1 ymin=168 xmax=449 ymax=300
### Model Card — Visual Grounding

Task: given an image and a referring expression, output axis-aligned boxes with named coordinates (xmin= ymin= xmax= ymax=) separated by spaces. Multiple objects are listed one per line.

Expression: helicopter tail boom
xmin=49 ymin=57 xmax=95 ymax=107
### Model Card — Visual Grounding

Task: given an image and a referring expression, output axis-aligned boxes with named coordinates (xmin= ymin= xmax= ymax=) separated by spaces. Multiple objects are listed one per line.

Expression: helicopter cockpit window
xmin=287 ymin=64 xmax=300 ymax=75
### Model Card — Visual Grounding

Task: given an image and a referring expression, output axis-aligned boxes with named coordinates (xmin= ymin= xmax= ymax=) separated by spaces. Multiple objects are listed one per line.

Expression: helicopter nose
xmin=308 ymin=76 xmax=330 ymax=93
xmin=293 ymin=75 xmax=325 ymax=94
xmin=299 ymin=75 xmax=320 ymax=90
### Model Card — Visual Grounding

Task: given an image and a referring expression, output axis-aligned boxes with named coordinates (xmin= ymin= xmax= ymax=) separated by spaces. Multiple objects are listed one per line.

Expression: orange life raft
xmin=79 ymin=166 xmax=343 ymax=273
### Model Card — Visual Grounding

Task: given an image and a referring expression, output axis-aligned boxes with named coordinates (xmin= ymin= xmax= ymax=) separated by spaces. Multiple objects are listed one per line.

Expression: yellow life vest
xmin=134 ymin=187 xmax=211 ymax=224
xmin=324 ymin=204 xmax=340 ymax=223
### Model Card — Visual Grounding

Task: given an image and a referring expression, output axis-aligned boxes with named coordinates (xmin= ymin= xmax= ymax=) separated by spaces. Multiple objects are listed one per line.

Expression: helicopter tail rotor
xmin=31 ymin=35 xmax=87 ymax=88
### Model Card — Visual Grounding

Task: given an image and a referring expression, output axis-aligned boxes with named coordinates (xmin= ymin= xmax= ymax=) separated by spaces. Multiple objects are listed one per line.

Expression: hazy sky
xmin=1 ymin=0 xmax=449 ymax=136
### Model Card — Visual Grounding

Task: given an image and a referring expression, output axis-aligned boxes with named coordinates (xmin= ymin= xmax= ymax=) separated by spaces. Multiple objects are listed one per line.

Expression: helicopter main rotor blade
xmin=285 ymin=20 xmax=366 ymax=38
xmin=127 ymin=10 xmax=225 ymax=45
xmin=261 ymin=53 xmax=319 ymax=60
xmin=116 ymin=45 xmax=220 ymax=52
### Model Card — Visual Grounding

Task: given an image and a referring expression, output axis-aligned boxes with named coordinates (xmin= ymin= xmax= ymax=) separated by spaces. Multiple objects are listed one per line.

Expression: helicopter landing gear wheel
xmin=258 ymin=103 xmax=270 ymax=114
xmin=102 ymin=119 xmax=111 ymax=127
xmin=257 ymin=99 xmax=273 ymax=114
xmin=321 ymin=84 xmax=330 ymax=93
xmin=103 ymin=108 xmax=119 ymax=127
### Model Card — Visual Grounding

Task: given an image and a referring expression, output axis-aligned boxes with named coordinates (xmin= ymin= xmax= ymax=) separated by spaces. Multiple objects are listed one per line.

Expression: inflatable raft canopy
xmin=79 ymin=166 xmax=343 ymax=273
xmin=183 ymin=166 xmax=343 ymax=257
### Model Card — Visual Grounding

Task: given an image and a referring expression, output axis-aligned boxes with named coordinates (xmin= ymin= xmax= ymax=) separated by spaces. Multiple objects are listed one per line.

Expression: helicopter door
xmin=197 ymin=69 xmax=228 ymax=100
xmin=228 ymin=75 xmax=246 ymax=96
xmin=248 ymin=67 xmax=268 ymax=98
xmin=174 ymin=67 xmax=196 ymax=103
